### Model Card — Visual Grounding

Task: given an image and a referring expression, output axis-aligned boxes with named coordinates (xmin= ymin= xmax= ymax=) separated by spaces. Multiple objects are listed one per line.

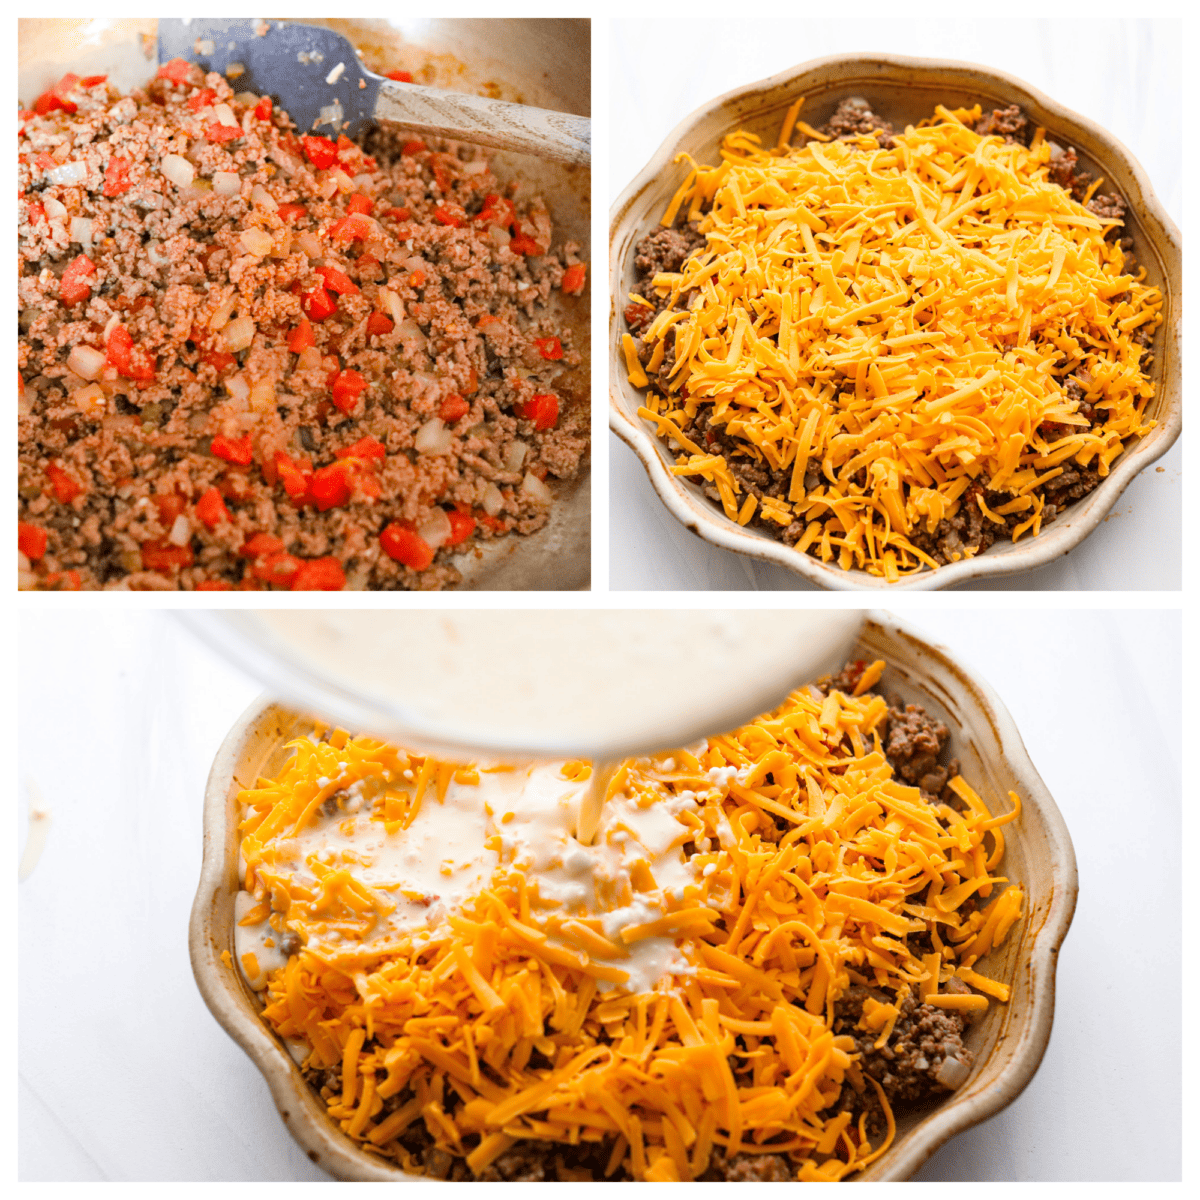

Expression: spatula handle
xmin=375 ymin=80 xmax=589 ymax=165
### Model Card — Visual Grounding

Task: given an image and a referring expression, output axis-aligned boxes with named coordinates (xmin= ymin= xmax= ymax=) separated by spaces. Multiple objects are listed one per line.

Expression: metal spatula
xmin=156 ymin=18 xmax=589 ymax=165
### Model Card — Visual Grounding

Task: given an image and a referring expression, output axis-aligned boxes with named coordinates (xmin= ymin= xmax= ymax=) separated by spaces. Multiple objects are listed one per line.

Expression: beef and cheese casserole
xmin=18 ymin=62 xmax=588 ymax=591
xmin=231 ymin=659 xmax=1024 ymax=1181
xmin=621 ymin=97 xmax=1162 ymax=579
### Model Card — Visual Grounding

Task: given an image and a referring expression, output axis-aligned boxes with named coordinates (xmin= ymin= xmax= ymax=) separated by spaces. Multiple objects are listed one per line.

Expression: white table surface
xmin=608 ymin=17 xmax=1182 ymax=592
xmin=17 ymin=608 xmax=1181 ymax=1181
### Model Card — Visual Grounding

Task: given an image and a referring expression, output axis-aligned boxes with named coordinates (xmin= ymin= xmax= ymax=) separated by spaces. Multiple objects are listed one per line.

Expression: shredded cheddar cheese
xmin=237 ymin=671 xmax=1023 ymax=1181
xmin=627 ymin=100 xmax=1162 ymax=576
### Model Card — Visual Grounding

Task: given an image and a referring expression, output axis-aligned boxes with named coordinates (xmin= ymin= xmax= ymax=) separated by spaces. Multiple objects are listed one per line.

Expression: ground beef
xmin=703 ymin=1150 xmax=795 ymax=1182
xmin=833 ymin=986 xmax=973 ymax=1108
xmin=633 ymin=226 xmax=706 ymax=277
xmin=822 ymin=98 xmax=895 ymax=148
xmin=973 ymin=104 xmax=1029 ymax=144
xmin=1087 ymin=190 xmax=1127 ymax=223
xmin=18 ymin=67 xmax=588 ymax=591
xmin=884 ymin=701 xmax=950 ymax=790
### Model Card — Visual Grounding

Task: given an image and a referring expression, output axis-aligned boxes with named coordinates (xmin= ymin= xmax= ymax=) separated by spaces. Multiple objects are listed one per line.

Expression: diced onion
xmin=936 ymin=1056 xmax=971 ymax=1090
xmin=223 ymin=315 xmax=256 ymax=352
xmin=226 ymin=373 xmax=250 ymax=402
xmin=461 ymin=160 xmax=488 ymax=175
xmin=250 ymin=183 xmax=278 ymax=211
xmin=297 ymin=346 xmax=322 ymax=371
xmin=352 ymin=173 xmax=374 ymax=191
xmin=503 ymin=440 xmax=528 ymax=472
xmin=161 ymin=154 xmax=195 ymax=188
xmin=67 ymin=345 xmax=106 ymax=381
xmin=168 ymin=514 xmax=191 ymax=546
xmin=103 ymin=313 xmax=121 ymax=342
xmin=47 ymin=161 xmax=88 ymax=186
xmin=239 ymin=228 xmax=274 ymax=257
xmin=396 ymin=319 xmax=427 ymax=350
xmin=414 ymin=417 xmax=453 ymax=455
xmin=297 ymin=232 xmax=323 ymax=258
xmin=53 ymin=139 xmax=72 ymax=162
xmin=417 ymin=507 xmax=452 ymax=550
xmin=481 ymin=482 xmax=504 ymax=516
xmin=213 ymin=171 xmax=241 ymax=196
xmin=69 ymin=216 xmax=93 ymax=247
xmin=209 ymin=295 xmax=236 ymax=331
xmin=489 ymin=226 xmax=511 ymax=248
xmin=43 ymin=196 xmax=67 ymax=219
xmin=522 ymin=472 xmax=552 ymax=506
xmin=214 ymin=102 xmax=239 ymax=128
xmin=332 ymin=169 xmax=354 ymax=193
xmin=233 ymin=91 xmax=258 ymax=106
xmin=378 ymin=287 xmax=404 ymax=324
xmin=73 ymin=381 xmax=107 ymax=418
xmin=318 ymin=176 xmax=339 ymax=200
xmin=249 ymin=377 xmax=276 ymax=413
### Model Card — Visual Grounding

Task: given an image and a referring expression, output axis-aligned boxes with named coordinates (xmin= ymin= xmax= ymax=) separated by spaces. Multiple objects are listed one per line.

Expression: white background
xmin=17 ymin=608 xmax=1181 ymax=1181
xmin=608 ymin=17 xmax=1183 ymax=591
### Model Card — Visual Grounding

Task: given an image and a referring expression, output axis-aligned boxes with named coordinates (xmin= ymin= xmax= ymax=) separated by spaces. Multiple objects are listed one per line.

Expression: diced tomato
xmin=204 ymin=122 xmax=241 ymax=144
xmin=195 ymin=486 xmax=231 ymax=528
xmin=385 ymin=70 xmax=414 ymax=83
xmin=27 ymin=202 xmax=46 ymax=226
xmin=291 ymin=556 xmax=346 ymax=590
xmin=432 ymin=204 xmax=464 ymax=228
xmin=186 ymin=88 xmax=217 ymax=112
xmin=201 ymin=348 xmax=237 ymax=373
xmin=561 ymin=263 xmax=587 ymax=295
xmin=445 ymin=510 xmax=476 ymax=546
xmin=34 ymin=73 xmax=81 ymax=117
xmin=509 ymin=227 xmax=541 ymax=255
xmin=157 ymin=58 xmax=193 ymax=85
xmin=476 ymin=194 xmax=515 ymax=230
xmin=33 ymin=152 xmax=57 ymax=171
xmin=464 ymin=366 xmax=479 ymax=396
xmin=301 ymin=286 xmax=337 ymax=321
xmin=534 ymin=336 xmax=563 ymax=361
xmin=381 ymin=206 xmax=411 ymax=221
xmin=45 ymin=462 xmax=85 ymax=504
xmin=328 ymin=212 xmax=374 ymax=243
xmin=211 ymin=433 xmax=254 ymax=466
xmin=152 ymin=493 xmax=187 ymax=525
xmin=103 ymin=155 xmax=133 ymax=197
xmin=140 ymin=538 xmax=194 ymax=571
xmin=274 ymin=452 xmax=313 ymax=500
xmin=196 ymin=579 xmax=233 ymax=590
xmin=329 ymin=368 xmax=368 ymax=413
xmin=439 ymin=394 xmax=469 ymax=423
xmin=402 ymin=139 xmax=426 ymax=156
xmin=80 ymin=75 xmax=108 ymax=88
xmin=515 ymin=393 xmax=559 ymax=431
xmin=409 ymin=270 xmax=425 ymax=288
xmin=301 ymin=134 xmax=339 ymax=170
xmin=218 ymin=470 xmax=254 ymax=502
xmin=287 ymin=318 xmax=316 ymax=353
xmin=59 ymin=255 xmax=96 ymax=306
xmin=18 ymin=522 xmax=48 ymax=560
xmin=43 ymin=570 xmax=83 ymax=590
xmin=335 ymin=437 xmax=387 ymax=461
xmin=239 ymin=533 xmax=285 ymax=558
xmin=366 ymin=312 xmax=394 ymax=337
xmin=380 ymin=521 xmax=434 ymax=570
xmin=308 ymin=462 xmax=354 ymax=511
xmin=253 ymin=95 xmax=273 ymax=121
xmin=105 ymin=325 xmax=157 ymax=381
xmin=253 ymin=551 xmax=302 ymax=587
xmin=316 ymin=265 xmax=359 ymax=295
xmin=277 ymin=202 xmax=307 ymax=223
xmin=345 ymin=194 xmax=374 ymax=216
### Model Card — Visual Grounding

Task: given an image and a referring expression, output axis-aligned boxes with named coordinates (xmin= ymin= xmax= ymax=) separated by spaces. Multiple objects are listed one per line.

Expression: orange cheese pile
xmin=629 ymin=101 xmax=1162 ymax=577
xmin=237 ymin=671 xmax=1023 ymax=1181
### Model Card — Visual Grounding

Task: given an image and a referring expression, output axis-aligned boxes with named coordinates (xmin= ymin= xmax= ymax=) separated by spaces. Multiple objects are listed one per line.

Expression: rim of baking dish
xmin=609 ymin=53 xmax=1181 ymax=591
xmin=189 ymin=612 xmax=1078 ymax=1180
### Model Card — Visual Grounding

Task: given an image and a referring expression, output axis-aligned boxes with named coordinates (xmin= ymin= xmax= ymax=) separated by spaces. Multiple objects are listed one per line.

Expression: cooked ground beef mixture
xmin=624 ymin=97 xmax=1161 ymax=576
xmin=18 ymin=63 xmax=588 ymax=590
xmin=277 ymin=660 xmax=1008 ymax=1181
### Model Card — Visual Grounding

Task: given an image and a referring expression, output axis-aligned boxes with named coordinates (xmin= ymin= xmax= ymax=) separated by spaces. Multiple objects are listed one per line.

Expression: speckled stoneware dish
xmin=190 ymin=613 xmax=1077 ymax=1181
xmin=20 ymin=17 xmax=591 ymax=591
xmin=609 ymin=54 xmax=1181 ymax=591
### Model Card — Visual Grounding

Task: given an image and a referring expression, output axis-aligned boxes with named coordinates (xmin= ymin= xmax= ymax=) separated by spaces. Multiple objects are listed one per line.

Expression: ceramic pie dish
xmin=189 ymin=612 xmax=1078 ymax=1180
xmin=19 ymin=17 xmax=591 ymax=591
xmin=609 ymin=54 xmax=1181 ymax=591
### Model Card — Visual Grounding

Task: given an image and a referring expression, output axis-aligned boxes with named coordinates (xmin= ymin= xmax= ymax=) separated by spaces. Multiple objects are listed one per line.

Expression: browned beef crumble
xmin=623 ymin=99 xmax=1152 ymax=571
xmin=19 ymin=67 xmax=588 ymax=590
xmin=289 ymin=662 xmax=991 ymax=1182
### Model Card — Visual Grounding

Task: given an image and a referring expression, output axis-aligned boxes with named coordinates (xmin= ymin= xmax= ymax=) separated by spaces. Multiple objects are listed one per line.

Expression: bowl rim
xmin=189 ymin=612 xmax=1078 ymax=1181
xmin=608 ymin=51 xmax=1182 ymax=591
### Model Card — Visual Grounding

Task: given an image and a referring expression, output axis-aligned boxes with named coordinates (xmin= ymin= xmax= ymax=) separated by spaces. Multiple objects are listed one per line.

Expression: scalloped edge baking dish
xmin=189 ymin=612 xmax=1077 ymax=1180
xmin=609 ymin=53 xmax=1181 ymax=590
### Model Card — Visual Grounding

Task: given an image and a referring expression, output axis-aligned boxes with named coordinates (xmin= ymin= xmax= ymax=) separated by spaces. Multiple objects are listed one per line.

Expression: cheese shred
xmin=625 ymin=101 xmax=1162 ymax=577
xmin=238 ymin=669 xmax=1024 ymax=1180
